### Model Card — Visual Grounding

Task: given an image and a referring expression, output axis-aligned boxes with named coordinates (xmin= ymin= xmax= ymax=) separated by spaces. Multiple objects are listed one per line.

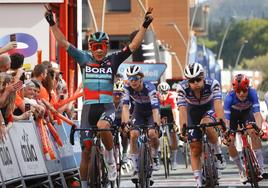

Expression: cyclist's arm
xmin=50 ymin=25 xmax=70 ymax=50
xmin=214 ymin=99 xmax=224 ymax=121
xmin=223 ymin=93 xmax=233 ymax=129
xmin=152 ymin=108 xmax=161 ymax=125
xmin=121 ymin=104 xmax=130 ymax=123
xmin=253 ymin=112 xmax=263 ymax=130
xmin=178 ymin=105 xmax=187 ymax=132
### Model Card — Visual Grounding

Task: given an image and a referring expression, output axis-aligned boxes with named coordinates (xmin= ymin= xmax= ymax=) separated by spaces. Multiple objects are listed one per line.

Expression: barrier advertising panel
xmin=54 ymin=124 xmax=77 ymax=170
xmin=9 ymin=121 xmax=47 ymax=176
xmin=0 ymin=133 xmax=21 ymax=181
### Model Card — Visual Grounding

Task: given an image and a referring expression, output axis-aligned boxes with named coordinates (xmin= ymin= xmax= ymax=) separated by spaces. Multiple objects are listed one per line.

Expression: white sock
xmin=171 ymin=150 xmax=178 ymax=163
xmin=81 ymin=181 xmax=88 ymax=188
xmin=105 ymin=148 xmax=115 ymax=164
xmin=254 ymin=149 xmax=265 ymax=174
xmin=193 ymin=170 xmax=202 ymax=187
xmin=210 ymin=143 xmax=222 ymax=154
xmin=232 ymin=155 xmax=244 ymax=173
xmin=130 ymin=153 xmax=139 ymax=171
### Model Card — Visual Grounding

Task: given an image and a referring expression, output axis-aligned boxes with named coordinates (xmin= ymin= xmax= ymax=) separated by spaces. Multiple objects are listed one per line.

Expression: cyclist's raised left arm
xmin=128 ymin=8 xmax=153 ymax=52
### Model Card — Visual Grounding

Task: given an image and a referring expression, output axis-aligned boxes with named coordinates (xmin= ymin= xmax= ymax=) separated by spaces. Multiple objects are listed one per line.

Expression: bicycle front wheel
xmin=89 ymin=146 xmax=101 ymax=188
xmin=162 ymin=137 xmax=169 ymax=178
xmin=203 ymin=144 xmax=218 ymax=187
xmin=139 ymin=143 xmax=150 ymax=188
xmin=244 ymin=148 xmax=259 ymax=188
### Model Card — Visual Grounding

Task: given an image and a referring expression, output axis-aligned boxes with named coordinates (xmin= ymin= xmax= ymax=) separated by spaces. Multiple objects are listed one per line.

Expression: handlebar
xmin=69 ymin=126 xmax=115 ymax=145
xmin=182 ymin=119 xmax=226 ymax=136
xmin=227 ymin=122 xmax=261 ymax=135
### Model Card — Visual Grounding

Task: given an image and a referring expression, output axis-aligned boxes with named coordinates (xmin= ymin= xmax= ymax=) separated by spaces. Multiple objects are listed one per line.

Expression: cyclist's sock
xmin=193 ymin=170 xmax=202 ymax=186
xmin=231 ymin=155 xmax=244 ymax=173
xmin=254 ymin=149 xmax=265 ymax=173
xmin=130 ymin=153 xmax=139 ymax=171
xmin=171 ymin=150 xmax=178 ymax=163
xmin=81 ymin=181 xmax=88 ymax=188
xmin=105 ymin=148 xmax=115 ymax=164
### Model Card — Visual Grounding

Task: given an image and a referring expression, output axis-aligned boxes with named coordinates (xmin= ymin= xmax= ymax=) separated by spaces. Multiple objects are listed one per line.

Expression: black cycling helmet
xmin=88 ymin=31 xmax=109 ymax=44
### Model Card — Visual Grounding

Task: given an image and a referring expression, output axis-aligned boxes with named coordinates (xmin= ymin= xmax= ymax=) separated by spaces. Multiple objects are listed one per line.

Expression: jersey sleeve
xmin=265 ymin=92 xmax=268 ymax=110
xmin=122 ymin=85 xmax=130 ymax=105
xmin=67 ymin=45 xmax=89 ymax=66
xmin=110 ymin=46 xmax=132 ymax=73
xmin=169 ymin=92 xmax=178 ymax=109
xmin=211 ymin=80 xmax=222 ymax=100
xmin=223 ymin=93 xmax=232 ymax=120
xmin=176 ymin=84 xmax=187 ymax=107
xmin=145 ymin=82 xmax=159 ymax=109
xmin=249 ymin=88 xmax=260 ymax=113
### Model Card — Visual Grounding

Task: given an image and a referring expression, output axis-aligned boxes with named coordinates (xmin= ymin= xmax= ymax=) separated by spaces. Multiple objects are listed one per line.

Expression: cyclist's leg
xmin=246 ymin=112 xmax=266 ymax=177
xmin=79 ymin=104 xmax=93 ymax=188
xmin=203 ymin=111 xmax=226 ymax=169
xmin=168 ymin=124 xmax=179 ymax=169
xmin=97 ymin=103 xmax=117 ymax=181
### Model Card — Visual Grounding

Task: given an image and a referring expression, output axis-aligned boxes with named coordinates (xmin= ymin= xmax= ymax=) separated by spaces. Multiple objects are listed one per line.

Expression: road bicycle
xmin=70 ymin=125 xmax=117 ymax=188
xmin=130 ymin=124 xmax=155 ymax=188
xmin=182 ymin=120 xmax=226 ymax=188
xmin=226 ymin=122 xmax=262 ymax=188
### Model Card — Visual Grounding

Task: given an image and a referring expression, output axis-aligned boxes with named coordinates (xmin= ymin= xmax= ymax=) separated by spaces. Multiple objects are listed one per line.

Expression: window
xmin=107 ymin=0 xmax=131 ymax=12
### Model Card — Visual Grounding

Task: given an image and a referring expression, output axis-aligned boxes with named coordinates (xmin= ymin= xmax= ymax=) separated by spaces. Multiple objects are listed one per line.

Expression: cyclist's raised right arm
xmin=45 ymin=8 xmax=70 ymax=50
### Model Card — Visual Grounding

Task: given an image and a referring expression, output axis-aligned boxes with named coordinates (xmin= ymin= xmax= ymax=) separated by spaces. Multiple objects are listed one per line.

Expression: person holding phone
xmin=0 ymin=34 xmax=17 ymax=55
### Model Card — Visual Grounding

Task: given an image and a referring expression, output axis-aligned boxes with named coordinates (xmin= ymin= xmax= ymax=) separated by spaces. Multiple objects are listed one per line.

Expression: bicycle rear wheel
xmin=244 ymin=148 xmax=259 ymax=188
xmin=139 ymin=143 xmax=150 ymax=188
xmin=89 ymin=146 xmax=101 ymax=187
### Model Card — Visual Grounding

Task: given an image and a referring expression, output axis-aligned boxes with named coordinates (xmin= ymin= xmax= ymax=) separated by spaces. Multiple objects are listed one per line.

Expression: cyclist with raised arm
xmin=45 ymin=6 xmax=153 ymax=188
xmin=224 ymin=74 xmax=268 ymax=183
xmin=157 ymin=81 xmax=180 ymax=170
xmin=177 ymin=62 xmax=226 ymax=188
xmin=113 ymin=80 xmax=129 ymax=164
xmin=121 ymin=65 xmax=161 ymax=181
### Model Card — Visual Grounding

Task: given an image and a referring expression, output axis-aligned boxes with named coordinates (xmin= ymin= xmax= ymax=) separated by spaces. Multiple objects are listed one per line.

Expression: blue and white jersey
xmin=176 ymin=78 xmax=222 ymax=107
xmin=224 ymin=88 xmax=260 ymax=120
xmin=122 ymin=81 xmax=159 ymax=110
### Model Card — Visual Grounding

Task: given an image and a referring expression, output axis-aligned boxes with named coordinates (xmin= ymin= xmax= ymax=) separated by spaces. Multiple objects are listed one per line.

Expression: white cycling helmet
xmin=113 ymin=81 xmax=124 ymax=92
xmin=125 ymin=65 xmax=143 ymax=77
xmin=184 ymin=62 xmax=204 ymax=79
xmin=157 ymin=82 xmax=170 ymax=92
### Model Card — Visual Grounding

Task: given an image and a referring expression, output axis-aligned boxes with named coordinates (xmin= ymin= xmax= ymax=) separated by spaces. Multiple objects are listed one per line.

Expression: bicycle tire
xmin=162 ymin=137 xmax=168 ymax=178
xmin=139 ymin=143 xmax=150 ymax=188
xmin=244 ymin=148 xmax=259 ymax=188
xmin=89 ymin=146 xmax=101 ymax=188
xmin=183 ymin=143 xmax=189 ymax=169
xmin=115 ymin=145 xmax=121 ymax=188
xmin=203 ymin=144 xmax=218 ymax=187
xmin=166 ymin=144 xmax=170 ymax=177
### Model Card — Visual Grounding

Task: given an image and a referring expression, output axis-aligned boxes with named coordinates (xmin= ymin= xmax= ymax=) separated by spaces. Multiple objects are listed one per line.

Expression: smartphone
xmin=25 ymin=103 xmax=31 ymax=112
xmin=10 ymin=34 xmax=16 ymax=42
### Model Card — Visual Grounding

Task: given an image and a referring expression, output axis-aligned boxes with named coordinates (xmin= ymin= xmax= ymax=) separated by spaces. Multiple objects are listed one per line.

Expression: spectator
xmin=32 ymin=64 xmax=48 ymax=101
xmin=0 ymin=42 xmax=17 ymax=55
xmin=0 ymin=54 xmax=11 ymax=72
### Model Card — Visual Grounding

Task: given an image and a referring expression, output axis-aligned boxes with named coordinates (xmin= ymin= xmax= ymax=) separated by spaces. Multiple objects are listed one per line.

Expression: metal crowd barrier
xmin=0 ymin=120 xmax=81 ymax=188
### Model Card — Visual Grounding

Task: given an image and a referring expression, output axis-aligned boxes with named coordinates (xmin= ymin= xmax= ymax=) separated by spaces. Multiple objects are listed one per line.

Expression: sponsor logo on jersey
xmin=85 ymin=66 xmax=112 ymax=74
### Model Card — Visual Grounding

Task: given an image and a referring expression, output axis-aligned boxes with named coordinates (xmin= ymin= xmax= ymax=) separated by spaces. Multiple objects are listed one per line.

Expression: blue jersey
xmin=122 ymin=81 xmax=160 ymax=110
xmin=224 ymin=88 xmax=260 ymax=120
xmin=67 ymin=45 xmax=132 ymax=105
xmin=176 ymin=78 xmax=222 ymax=108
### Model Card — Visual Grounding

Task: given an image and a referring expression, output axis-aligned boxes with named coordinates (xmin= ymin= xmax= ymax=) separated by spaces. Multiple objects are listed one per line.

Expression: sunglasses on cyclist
xmin=128 ymin=76 xmax=141 ymax=81
xmin=90 ymin=42 xmax=108 ymax=51
xmin=160 ymin=91 xmax=168 ymax=94
xmin=235 ymin=88 xmax=248 ymax=93
xmin=188 ymin=77 xmax=203 ymax=83
xmin=113 ymin=92 xmax=123 ymax=97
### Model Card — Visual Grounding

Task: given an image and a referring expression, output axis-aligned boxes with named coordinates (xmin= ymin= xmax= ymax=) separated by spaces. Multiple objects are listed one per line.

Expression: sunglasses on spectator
xmin=128 ymin=76 xmax=141 ymax=81
xmin=188 ymin=77 xmax=203 ymax=83
xmin=113 ymin=92 xmax=123 ymax=97
xmin=90 ymin=42 xmax=108 ymax=51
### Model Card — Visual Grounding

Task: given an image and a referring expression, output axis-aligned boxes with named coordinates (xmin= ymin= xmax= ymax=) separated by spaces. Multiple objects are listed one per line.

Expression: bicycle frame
xmin=229 ymin=123 xmax=261 ymax=187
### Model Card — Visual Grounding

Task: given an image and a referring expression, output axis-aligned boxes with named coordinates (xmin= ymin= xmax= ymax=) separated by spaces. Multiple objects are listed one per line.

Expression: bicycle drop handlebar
xmin=70 ymin=125 xmax=115 ymax=145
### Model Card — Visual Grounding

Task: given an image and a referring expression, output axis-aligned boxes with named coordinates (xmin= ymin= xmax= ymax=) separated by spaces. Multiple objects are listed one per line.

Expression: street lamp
xmin=234 ymin=40 xmax=248 ymax=69
xmin=170 ymin=52 xmax=184 ymax=76
xmin=166 ymin=23 xmax=187 ymax=47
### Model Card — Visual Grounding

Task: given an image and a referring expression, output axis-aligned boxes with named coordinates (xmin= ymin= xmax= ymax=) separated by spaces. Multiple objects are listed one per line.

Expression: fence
xmin=0 ymin=120 xmax=81 ymax=188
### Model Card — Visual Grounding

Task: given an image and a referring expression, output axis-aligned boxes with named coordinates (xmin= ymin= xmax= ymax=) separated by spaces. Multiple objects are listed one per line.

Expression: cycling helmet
xmin=157 ymin=82 xmax=170 ymax=92
xmin=88 ymin=31 xmax=109 ymax=44
xmin=113 ymin=81 xmax=124 ymax=92
xmin=184 ymin=62 xmax=204 ymax=79
xmin=126 ymin=65 xmax=143 ymax=77
xmin=232 ymin=74 xmax=249 ymax=92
